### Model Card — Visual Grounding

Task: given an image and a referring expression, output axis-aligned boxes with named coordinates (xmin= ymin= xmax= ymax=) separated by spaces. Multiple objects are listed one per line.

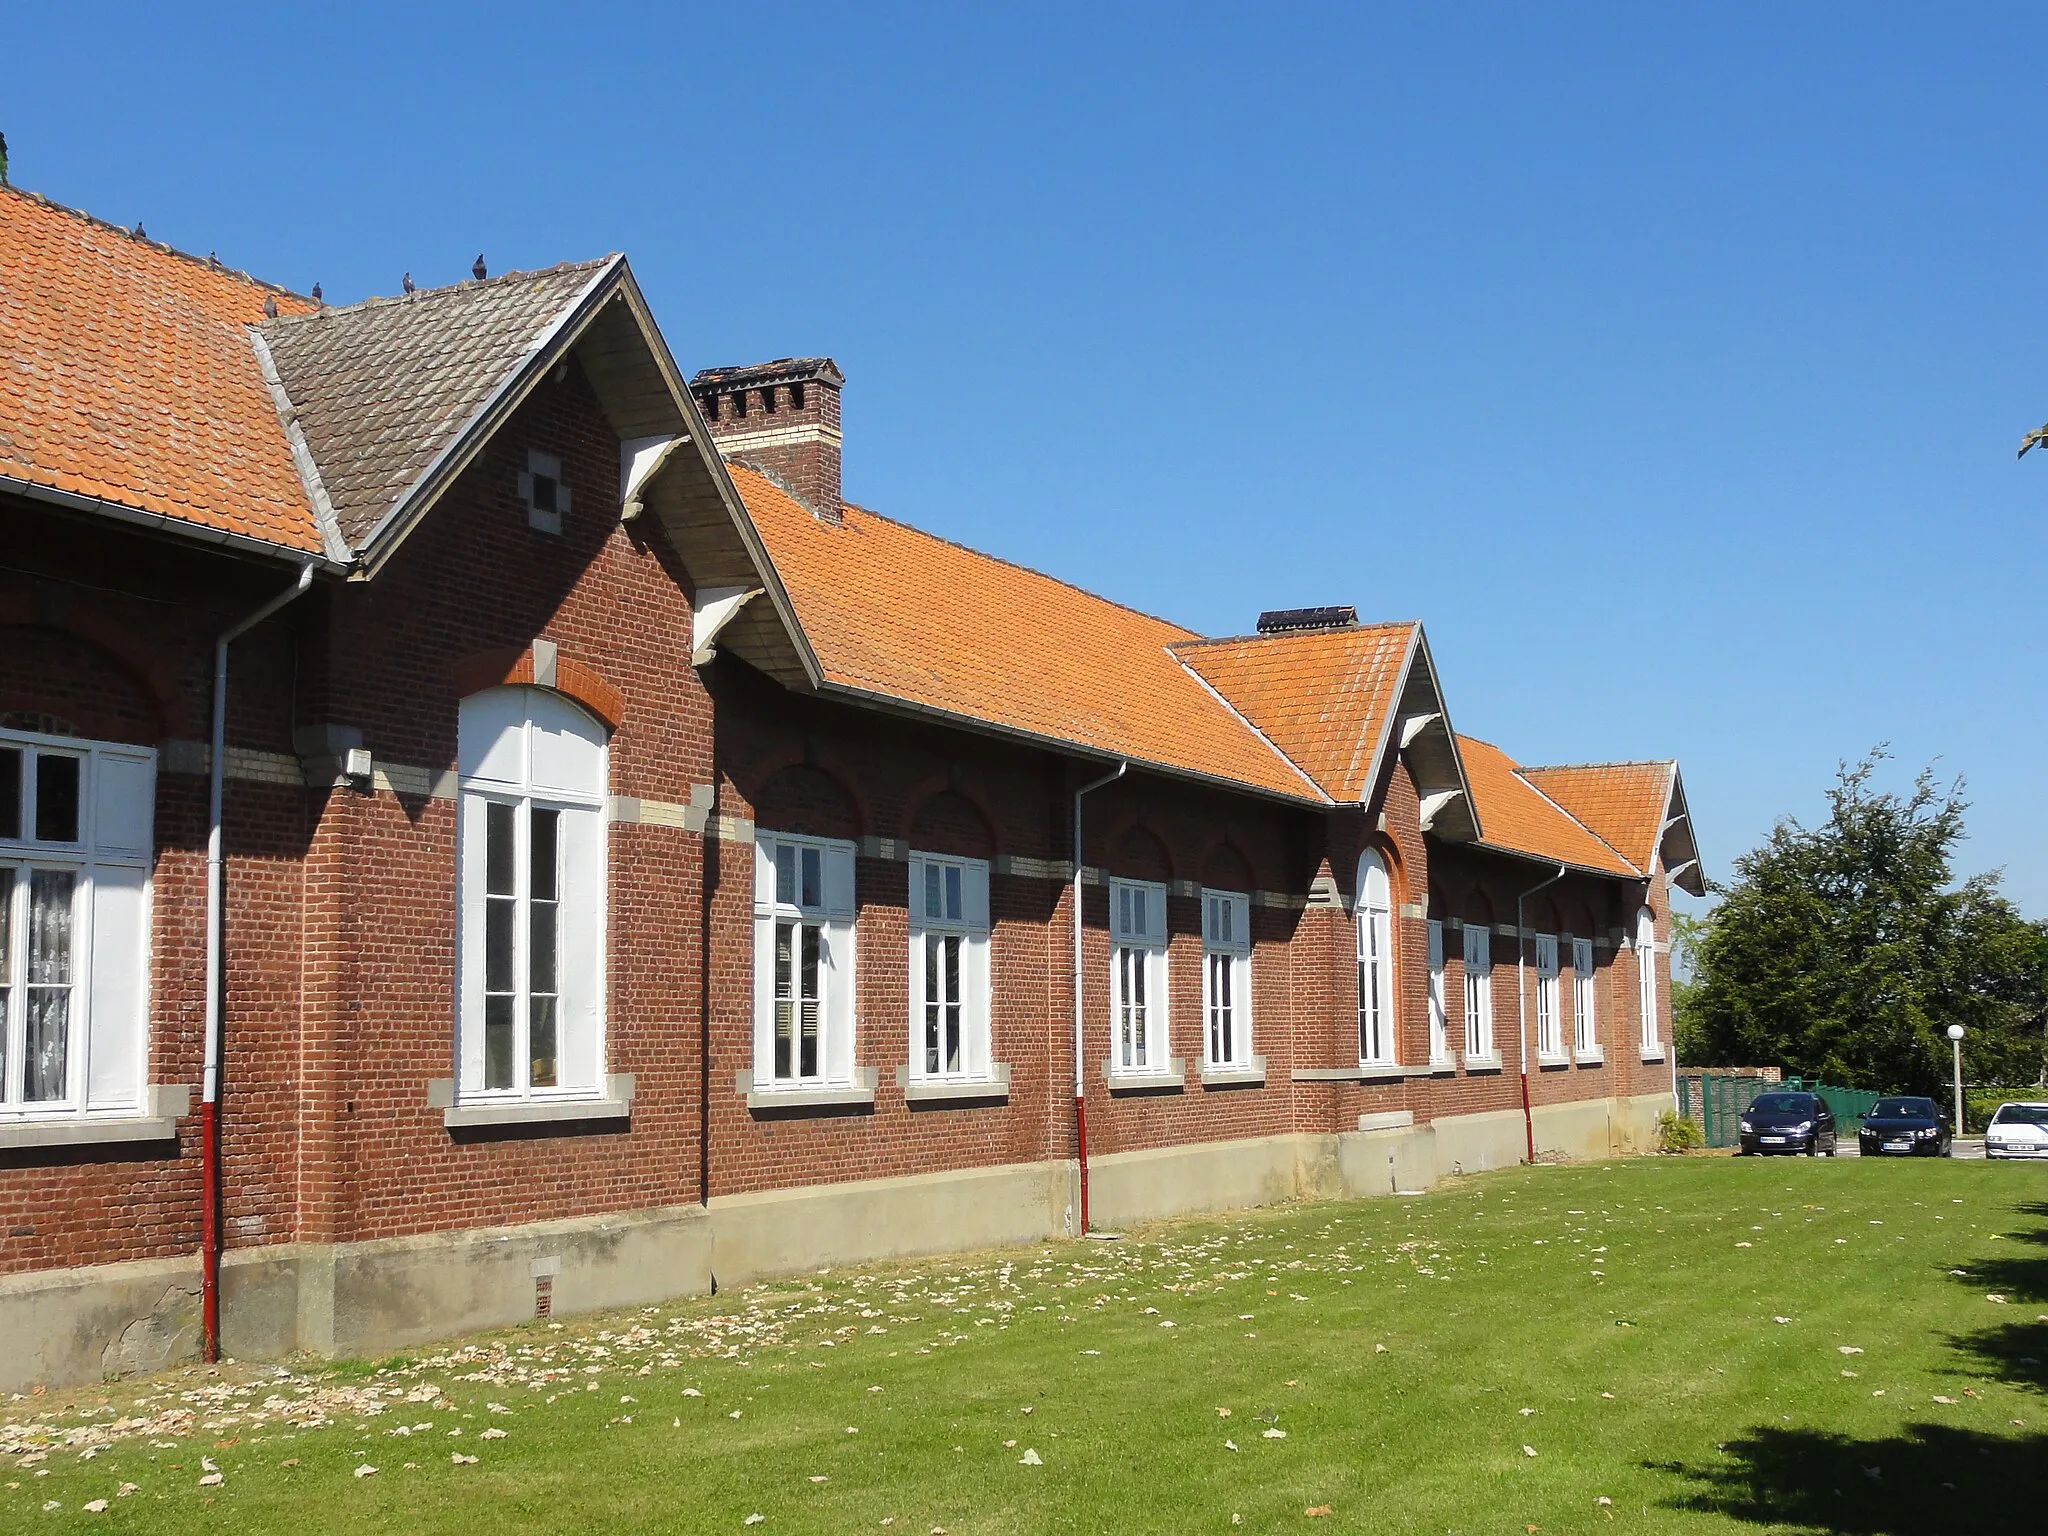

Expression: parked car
xmin=1855 ymin=1096 xmax=1951 ymax=1158
xmin=1984 ymin=1101 xmax=2048 ymax=1161
xmin=1737 ymin=1091 xmax=1839 ymax=1156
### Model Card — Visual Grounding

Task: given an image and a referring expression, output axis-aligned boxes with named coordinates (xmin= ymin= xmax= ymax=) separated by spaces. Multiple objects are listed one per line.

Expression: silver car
xmin=1984 ymin=1101 xmax=2048 ymax=1160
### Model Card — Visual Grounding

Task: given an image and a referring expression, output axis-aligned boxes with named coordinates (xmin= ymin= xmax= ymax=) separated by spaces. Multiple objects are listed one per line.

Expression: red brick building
xmin=0 ymin=186 xmax=1703 ymax=1388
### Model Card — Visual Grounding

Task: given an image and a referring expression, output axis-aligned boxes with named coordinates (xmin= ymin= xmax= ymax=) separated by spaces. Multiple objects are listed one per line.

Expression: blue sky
xmin=11 ymin=5 xmax=2045 ymax=910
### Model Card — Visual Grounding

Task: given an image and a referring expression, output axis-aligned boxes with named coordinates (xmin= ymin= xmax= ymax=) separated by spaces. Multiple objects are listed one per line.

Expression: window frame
xmin=1107 ymin=877 xmax=1170 ymax=1077
xmin=753 ymin=831 xmax=858 ymax=1091
xmin=1636 ymin=906 xmax=1660 ymax=1055
xmin=1461 ymin=922 xmax=1494 ymax=1064
xmin=1200 ymin=887 xmax=1252 ymax=1070
xmin=455 ymin=688 xmax=609 ymax=1107
xmin=1355 ymin=851 xmax=1397 ymax=1067
xmin=1426 ymin=918 xmax=1451 ymax=1067
xmin=906 ymin=850 xmax=993 ymax=1084
xmin=0 ymin=726 xmax=155 ymax=1122
xmin=1571 ymin=936 xmax=1599 ymax=1059
xmin=1533 ymin=932 xmax=1563 ymax=1061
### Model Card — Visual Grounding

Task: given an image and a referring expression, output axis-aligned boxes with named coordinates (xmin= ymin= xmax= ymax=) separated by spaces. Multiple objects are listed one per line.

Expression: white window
xmin=1462 ymin=923 xmax=1493 ymax=1061
xmin=1426 ymin=919 xmax=1450 ymax=1066
xmin=1201 ymin=888 xmax=1251 ymax=1068
xmin=1355 ymin=851 xmax=1396 ymax=1066
xmin=1533 ymin=933 xmax=1561 ymax=1059
xmin=457 ymin=688 xmax=607 ymax=1102
xmin=0 ymin=730 xmax=154 ymax=1119
xmin=1108 ymin=878 xmax=1168 ymax=1074
xmin=1636 ymin=906 xmax=1659 ymax=1051
xmin=754 ymin=832 xmax=857 ymax=1087
xmin=1571 ymin=937 xmax=1597 ymax=1056
xmin=907 ymin=852 xmax=991 ymax=1081
xmin=519 ymin=450 xmax=570 ymax=535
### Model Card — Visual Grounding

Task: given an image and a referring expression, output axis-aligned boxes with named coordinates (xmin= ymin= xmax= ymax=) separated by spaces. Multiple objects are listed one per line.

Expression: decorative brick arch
xmin=901 ymin=781 xmax=999 ymax=860
xmin=1194 ymin=833 xmax=1257 ymax=893
xmin=451 ymin=643 xmax=623 ymax=731
xmin=0 ymin=596 xmax=184 ymax=739
xmin=1102 ymin=815 xmax=1174 ymax=884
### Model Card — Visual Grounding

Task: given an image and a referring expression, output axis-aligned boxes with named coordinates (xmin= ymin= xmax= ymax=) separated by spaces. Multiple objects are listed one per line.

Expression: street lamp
xmin=1947 ymin=1025 xmax=1966 ymax=1140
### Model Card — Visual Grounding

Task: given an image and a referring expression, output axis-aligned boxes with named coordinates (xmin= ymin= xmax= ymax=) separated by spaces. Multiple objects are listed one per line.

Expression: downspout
xmin=201 ymin=562 xmax=316 ymax=1362
xmin=1071 ymin=761 xmax=1126 ymax=1235
xmin=1514 ymin=862 xmax=1567 ymax=1166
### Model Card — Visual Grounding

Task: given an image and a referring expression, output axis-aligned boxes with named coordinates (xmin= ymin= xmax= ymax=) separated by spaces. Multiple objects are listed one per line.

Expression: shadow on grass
xmin=1662 ymin=1193 xmax=2048 ymax=1533
xmin=1664 ymin=1422 xmax=2048 ymax=1535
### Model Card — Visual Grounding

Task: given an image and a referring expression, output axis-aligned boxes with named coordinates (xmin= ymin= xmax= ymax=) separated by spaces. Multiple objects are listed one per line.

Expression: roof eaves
xmin=0 ymin=472 xmax=346 ymax=572
xmin=1401 ymin=628 xmax=1480 ymax=842
xmin=1165 ymin=649 xmax=1334 ymax=805
xmin=246 ymin=328 xmax=354 ymax=568
xmin=349 ymin=255 xmax=627 ymax=575
xmin=627 ymin=288 xmax=824 ymax=690
xmin=1348 ymin=622 xmax=1419 ymax=804
xmin=814 ymin=677 xmax=1329 ymax=808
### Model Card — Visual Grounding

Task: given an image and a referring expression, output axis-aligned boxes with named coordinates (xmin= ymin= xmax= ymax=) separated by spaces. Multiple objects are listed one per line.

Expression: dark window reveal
xmin=35 ymin=753 xmax=81 ymax=843
xmin=0 ymin=747 xmax=19 ymax=840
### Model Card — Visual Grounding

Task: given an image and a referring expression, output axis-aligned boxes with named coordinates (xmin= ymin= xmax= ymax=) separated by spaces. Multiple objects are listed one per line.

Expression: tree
xmin=1678 ymin=749 xmax=2048 ymax=1095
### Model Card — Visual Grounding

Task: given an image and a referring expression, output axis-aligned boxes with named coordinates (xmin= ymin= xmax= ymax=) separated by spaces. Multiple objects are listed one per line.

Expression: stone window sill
xmin=1575 ymin=1048 xmax=1606 ymax=1066
xmin=1291 ymin=1062 xmax=1406 ymax=1083
xmin=738 ymin=1066 xmax=878 ymax=1111
xmin=0 ymin=1086 xmax=190 ymax=1150
xmin=897 ymin=1064 xmax=1011 ymax=1103
xmin=1104 ymin=1059 xmax=1186 ymax=1094
xmin=1639 ymin=1049 xmax=1667 ymax=1063
xmin=435 ymin=1075 xmax=636 ymax=1129
xmin=1463 ymin=1054 xmax=1505 ymax=1074
xmin=1428 ymin=1058 xmax=1459 ymax=1076
xmin=1537 ymin=1053 xmax=1572 ymax=1070
xmin=1199 ymin=1056 xmax=1267 ymax=1088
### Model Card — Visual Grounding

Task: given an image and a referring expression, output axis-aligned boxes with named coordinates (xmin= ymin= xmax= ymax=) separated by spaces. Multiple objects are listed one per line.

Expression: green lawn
xmin=6 ymin=1156 xmax=2045 ymax=1533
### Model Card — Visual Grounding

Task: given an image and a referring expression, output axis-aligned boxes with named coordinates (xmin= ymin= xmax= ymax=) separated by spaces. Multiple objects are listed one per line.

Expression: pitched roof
xmin=1455 ymin=734 xmax=1641 ymax=877
xmin=259 ymin=258 xmax=614 ymax=549
xmin=0 ymin=185 xmax=325 ymax=554
xmin=1170 ymin=623 xmax=1417 ymax=802
xmin=1516 ymin=761 xmax=1673 ymax=874
xmin=729 ymin=465 xmax=1326 ymax=802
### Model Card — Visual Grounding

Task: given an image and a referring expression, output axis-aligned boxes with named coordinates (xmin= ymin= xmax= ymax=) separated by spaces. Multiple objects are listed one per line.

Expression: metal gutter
xmin=0 ymin=474 xmax=347 ymax=572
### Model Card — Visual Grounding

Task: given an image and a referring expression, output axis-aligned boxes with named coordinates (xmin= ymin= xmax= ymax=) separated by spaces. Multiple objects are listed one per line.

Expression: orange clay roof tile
xmin=1455 ymin=734 xmax=1641 ymax=877
xmin=730 ymin=465 xmax=1326 ymax=802
xmin=1516 ymin=760 xmax=1676 ymax=875
xmin=0 ymin=186 xmax=324 ymax=553
xmin=1170 ymin=623 xmax=1417 ymax=801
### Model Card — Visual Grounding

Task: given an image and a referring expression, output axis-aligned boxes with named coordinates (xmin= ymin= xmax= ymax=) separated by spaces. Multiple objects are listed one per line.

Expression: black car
xmin=1857 ymin=1096 xmax=1952 ymax=1157
xmin=1737 ymin=1091 xmax=1839 ymax=1156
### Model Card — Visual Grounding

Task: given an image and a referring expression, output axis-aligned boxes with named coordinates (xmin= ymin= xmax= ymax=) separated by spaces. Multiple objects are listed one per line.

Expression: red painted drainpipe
xmin=201 ymin=563 xmax=315 ymax=1361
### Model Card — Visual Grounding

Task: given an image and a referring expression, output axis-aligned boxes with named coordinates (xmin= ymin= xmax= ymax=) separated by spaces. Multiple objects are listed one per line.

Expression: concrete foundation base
xmin=3 ymin=1092 xmax=1670 ymax=1391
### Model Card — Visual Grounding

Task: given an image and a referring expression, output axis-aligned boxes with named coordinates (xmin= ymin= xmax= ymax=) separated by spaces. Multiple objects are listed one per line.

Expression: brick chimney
xmin=689 ymin=357 xmax=844 ymax=524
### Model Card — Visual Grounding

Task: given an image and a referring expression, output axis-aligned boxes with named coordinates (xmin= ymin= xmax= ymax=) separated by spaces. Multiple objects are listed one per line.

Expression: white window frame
xmin=1355 ymin=851 xmax=1397 ymax=1066
xmin=753 ymin=831 xmax=858 ymax=1090
xmin=1462 ymin=922 xmax=1494 ymax=1063
xmin=1533 ymin=932 xmax=1563 ymax=1061
xmin=1571 ymin=936 xmax=1599 ymax=1059
xmin=907 ymin=851 xmax=992 ymax=1084
xmin=1108 ymin=878 xmax=1169 ymax=1076
xmin=1426 ymin=919 xmax=1450 ymax=1067
xmin=1636 ymin=906 xmax=1660 ymax=1055
xmin=0 ymin=728 xmax=154 ymax=1121
xmin=1201 ymin=888 xmax=1252 ymax=1069
xmin=456 ymin=688 xmax=609 ymax=1105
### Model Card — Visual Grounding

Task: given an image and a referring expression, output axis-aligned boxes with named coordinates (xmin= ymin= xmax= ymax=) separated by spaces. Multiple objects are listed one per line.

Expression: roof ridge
xmin=1518 ymin=758 xmax=1678 ymax=774
xmin=263 ymin=256 xmax=617 ymax=325
xmin=0 ymin=182 xmax=312 ymax=304
xmin=816 ymin=488 xmax=1203 ymax=640
xmin=1168 ymin=620 xmax=1418 ymax=652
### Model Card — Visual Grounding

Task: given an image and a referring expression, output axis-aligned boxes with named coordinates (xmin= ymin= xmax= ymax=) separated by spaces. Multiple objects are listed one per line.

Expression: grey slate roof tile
xmin=259 ymin=258 xmax=612 ymax=548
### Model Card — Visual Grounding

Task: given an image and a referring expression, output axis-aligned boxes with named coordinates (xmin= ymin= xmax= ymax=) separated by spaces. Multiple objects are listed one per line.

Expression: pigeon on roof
xmin=472 ymin=253 xmax=487 ymax=281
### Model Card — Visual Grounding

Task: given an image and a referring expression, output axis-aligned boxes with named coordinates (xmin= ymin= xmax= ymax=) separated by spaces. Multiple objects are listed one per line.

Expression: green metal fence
xmin=1677 ymin=1073 xmax=1882 ymax=1147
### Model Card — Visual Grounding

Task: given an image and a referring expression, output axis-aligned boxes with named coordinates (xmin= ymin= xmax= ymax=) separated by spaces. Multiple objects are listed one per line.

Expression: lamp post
xmin=1946 ymin=1024 xmax=1965 ymax=1139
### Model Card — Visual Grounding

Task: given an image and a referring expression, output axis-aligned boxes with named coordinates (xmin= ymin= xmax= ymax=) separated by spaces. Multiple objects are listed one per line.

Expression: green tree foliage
xmin=1678 ymin=750 xmax=2048 ymax=1095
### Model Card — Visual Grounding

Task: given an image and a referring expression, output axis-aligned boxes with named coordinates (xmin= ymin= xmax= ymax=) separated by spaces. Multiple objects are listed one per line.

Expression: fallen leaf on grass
xmin=1932 ymin=1396 xmax=1959 ymax=1405
xmin=353 ymin=1465 xmax=377 ymax=1478
xmin=1522 ymin=1445 xmax=1539 ymax=1458
xmin=1264 ymin=1428 xmax=1288 ymax=1439
xmin=83 ymin=1500 xmax=108 ymax=1513
xmin=478 ymin=1428 xmax=507 ymax=1440
xmin=198 ymin=1473 xmax=224 ymax=1487
xmin=1306 ymin=1506 xmax=1331 ymax=1517
xmin=1019 ymin=1448 xmax=1042 ymax=1465
xmin=1839 ymin=1346 xmax=1863 ymax=1355
xmin=745 ymin=1517 xmax=765 ymax=1528
xmin=1225 ymin=1440 xmax=1239 ymax=1452
xmin=450 ymin=1453 xmax=478 ymax=1465
xmin=1772 ymin=1316 xmax=1791 ymax=1325
xmin=1216 ymin=1407 xmax=1232 ymax=1417
xmin=1987 ymin=1294 xmax=2008 ymax=1304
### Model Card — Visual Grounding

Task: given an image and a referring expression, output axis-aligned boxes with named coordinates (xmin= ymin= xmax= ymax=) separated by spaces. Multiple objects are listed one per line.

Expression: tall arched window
xmin=1356 ymin=850 xmax=1396 ymax=1066
xmin=1636 ymin=905 xmax=1659 ymax=1055
xmin=457 ymin=687 xmax=608 ymax=1102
